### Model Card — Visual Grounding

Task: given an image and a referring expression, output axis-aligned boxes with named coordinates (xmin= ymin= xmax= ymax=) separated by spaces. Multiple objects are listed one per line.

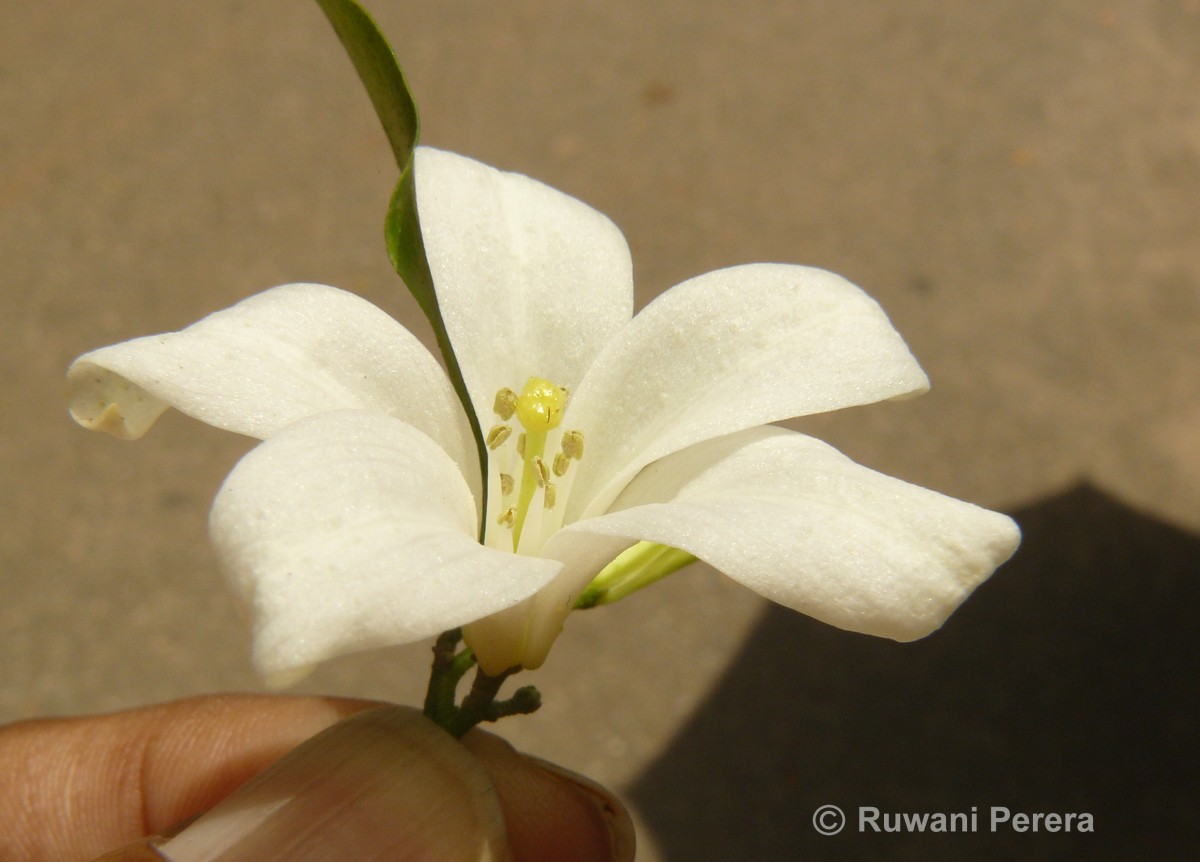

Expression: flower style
xmin=69 ymin=147 xmax=1019 ymax=683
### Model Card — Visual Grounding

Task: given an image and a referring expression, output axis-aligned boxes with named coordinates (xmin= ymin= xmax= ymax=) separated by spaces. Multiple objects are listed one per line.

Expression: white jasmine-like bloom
xmin=69 ymin=147 xmax=1019 ymax=683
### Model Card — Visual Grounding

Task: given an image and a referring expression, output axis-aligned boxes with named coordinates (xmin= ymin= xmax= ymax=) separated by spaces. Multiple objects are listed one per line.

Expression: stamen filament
xmin=512 ymin=429 xmax=547 ymax=549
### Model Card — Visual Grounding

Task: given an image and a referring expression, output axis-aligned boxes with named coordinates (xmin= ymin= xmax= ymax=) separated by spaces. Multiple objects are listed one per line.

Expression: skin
xmin=0 ymin=695 xmax=624 ymax=862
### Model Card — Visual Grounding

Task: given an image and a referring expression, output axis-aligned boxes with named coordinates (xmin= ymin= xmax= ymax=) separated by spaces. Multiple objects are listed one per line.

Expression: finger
xmin=1 ymin=695 xmax=632 ymax=862
xmin=463 ymin=730 xmax=635 ymax=862
xmin=145 ymin=708 xmax=630 ymax=862
xmin=0 ymin=694 xmax=375 ymax=862
xmin=152 ymin=705 xmax=512 ymax=862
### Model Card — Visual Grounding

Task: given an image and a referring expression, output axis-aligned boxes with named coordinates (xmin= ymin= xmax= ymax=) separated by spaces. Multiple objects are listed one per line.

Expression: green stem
xmin=422 ymin=628 xmax=541 ymax=737
xmin=422 ymin=628 xmax=474 ymax=729
xmin=447 ymin=666 xmax=516 ymax=737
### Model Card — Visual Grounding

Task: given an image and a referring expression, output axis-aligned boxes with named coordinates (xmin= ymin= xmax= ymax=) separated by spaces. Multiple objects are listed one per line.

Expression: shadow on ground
xmin=630 ymin=484 xmax=1199 ymax=861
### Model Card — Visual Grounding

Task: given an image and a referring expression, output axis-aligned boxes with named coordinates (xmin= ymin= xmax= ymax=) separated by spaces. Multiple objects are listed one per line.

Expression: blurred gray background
xmin=3 ymin=1 xmax=1198 ymax=858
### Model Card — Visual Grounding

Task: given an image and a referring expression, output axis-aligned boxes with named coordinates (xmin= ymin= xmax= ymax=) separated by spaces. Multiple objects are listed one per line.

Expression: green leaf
xmin=316 ymin=0 xmax=487 ymax=531
xmin=314 ymin=0 xmax=416 ymax=172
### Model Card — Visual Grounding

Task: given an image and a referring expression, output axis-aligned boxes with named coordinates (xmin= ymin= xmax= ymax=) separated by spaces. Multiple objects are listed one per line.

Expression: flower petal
xmin=562 ymin=264 xmax=930 ymax=521
xmin=465 ymin=530 xmax=635 ymax=674
xmin=555 ymin=426 xmax=1019 ymax=641
xmin=209 ymin=410 xmax=561 ymax=685
xmin=68 ymin=283 xmax=480 ymax=499
xmin=414 ymin=147 xmax=634 ymax=427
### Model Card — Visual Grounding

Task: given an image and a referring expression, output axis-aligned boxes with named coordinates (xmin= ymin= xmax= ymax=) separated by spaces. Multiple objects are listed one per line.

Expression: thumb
xmin=149 ymin=705 xmax=511 ymax=862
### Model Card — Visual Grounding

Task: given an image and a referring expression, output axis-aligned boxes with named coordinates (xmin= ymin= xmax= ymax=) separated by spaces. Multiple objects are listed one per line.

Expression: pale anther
xmin=543 ymin=482 xmax=557 ymax=509
xmin=516 ymin=433 xmax=526 ymax=457
xmin=499 ymin=472 xmax=514 ymax=496
xmin=486 ymin=424 xmax=512 ymax=450
xmin=552 ymin=451 xmax=571 ymax=477
xmin=533 ymin=456 xmax=549 ymax=488
xmin=493 ymin=388 xmax=517 ymax=420
xmin=497 ymin=506 xmax=516 ymax=528
xmin=561 ymin=430 xmax=585 ymax=460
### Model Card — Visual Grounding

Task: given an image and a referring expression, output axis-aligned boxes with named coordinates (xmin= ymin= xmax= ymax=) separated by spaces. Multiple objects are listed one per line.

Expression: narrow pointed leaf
xmin=314 ymin=0 xmax=416 ymax=171
xmin=315 ymin=0 xmax=486 ymax=528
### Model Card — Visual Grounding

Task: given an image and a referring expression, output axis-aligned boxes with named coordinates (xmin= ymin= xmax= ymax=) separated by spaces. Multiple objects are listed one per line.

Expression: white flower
xmin=68 ymin=147 xmax=1019 ymax=683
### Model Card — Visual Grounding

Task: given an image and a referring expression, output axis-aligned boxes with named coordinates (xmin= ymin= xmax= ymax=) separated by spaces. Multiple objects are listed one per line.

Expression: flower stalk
xmin=423 ymin=628 xmax=541 ymax=737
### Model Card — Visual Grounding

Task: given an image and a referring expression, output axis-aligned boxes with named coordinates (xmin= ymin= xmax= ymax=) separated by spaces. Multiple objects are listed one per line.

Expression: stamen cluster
xmin=486 ymin=377 xmax=584 ymax=552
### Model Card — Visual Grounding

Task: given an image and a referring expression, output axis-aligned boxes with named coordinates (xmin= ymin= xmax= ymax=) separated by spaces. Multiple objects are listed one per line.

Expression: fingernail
xmin=89 ymin=816 xmax=195 ymax=861
xmin=90 ymin=840 xmax=169 ymax=861
xmin=154 ymin=706 xmax=510 ymax=862
xmin=529 ymin=757 xmax=636 ymax=862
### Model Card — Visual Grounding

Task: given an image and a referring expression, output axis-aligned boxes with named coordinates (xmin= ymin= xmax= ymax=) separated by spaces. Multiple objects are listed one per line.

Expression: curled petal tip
xmin=71 ymin=401 xmax=132 ymax=438
xmin=68 ymin=362 xmax=167 ymax=440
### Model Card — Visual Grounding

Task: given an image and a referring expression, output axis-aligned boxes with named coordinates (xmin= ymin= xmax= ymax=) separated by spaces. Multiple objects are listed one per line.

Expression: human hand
xmin=0 ymin=695 xmax=631 ymax=862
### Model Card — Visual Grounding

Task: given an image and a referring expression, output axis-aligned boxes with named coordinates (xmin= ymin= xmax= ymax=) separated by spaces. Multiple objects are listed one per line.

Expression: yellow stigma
xmin=515 ymin=377 xmax=567 ymax=432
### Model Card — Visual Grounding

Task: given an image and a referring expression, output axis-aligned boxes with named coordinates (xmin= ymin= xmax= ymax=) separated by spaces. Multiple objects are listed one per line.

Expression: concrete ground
xmin=3 ymin=1 xmax=1198 ymax=858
